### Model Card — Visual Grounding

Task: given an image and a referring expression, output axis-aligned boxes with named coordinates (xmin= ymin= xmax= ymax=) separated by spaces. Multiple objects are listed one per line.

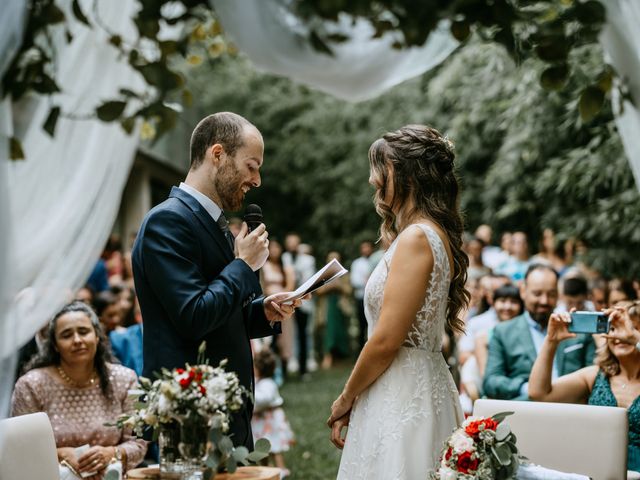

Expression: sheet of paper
xmin=281 ymin=258 xmax=348 ymax=302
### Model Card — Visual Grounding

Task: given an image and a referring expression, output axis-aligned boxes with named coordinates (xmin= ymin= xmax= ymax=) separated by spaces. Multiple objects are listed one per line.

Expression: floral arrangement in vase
xmin=114 ymin=342 xmax=270 ymax=478
xmin=431 ymin=412 xmax=520 ymax=480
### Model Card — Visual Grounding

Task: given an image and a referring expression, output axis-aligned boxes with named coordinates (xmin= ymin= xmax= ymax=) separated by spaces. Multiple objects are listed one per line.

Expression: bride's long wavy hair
xmin=369 ymin=124 xmax=469 ymax=334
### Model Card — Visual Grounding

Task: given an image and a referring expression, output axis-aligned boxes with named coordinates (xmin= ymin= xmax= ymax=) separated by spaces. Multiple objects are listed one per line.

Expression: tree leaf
xmin=540 ymin=64 xmax=569 ymax=91
xmin=9 ymin=137 xmax=25 ymax=160
xmin=96 ymin=101 xmax=127 ymax=122
xmin=43 ymin=106 xmax=61 ymax=137
xmin=579 ymin=86 xmax=605 ymax=122
xmin=72 ymin=0 xmax=90 ymax=26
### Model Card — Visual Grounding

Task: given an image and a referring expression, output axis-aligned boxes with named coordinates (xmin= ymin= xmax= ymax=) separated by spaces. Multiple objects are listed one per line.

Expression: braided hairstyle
xmin=368 ymin=125 xmax=469 ymax=334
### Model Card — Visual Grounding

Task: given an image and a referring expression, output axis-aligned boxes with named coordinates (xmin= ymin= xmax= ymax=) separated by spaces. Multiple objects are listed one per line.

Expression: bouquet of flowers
xmin=431 ymin=412 xmax=520 ymax=480
xmin=115 ymin=342 xmax=270 ymax=475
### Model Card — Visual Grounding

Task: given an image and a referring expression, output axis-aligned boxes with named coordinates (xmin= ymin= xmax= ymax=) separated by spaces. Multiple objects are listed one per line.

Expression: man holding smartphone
xmin=483 ymin=264 xmax=596 ymax=400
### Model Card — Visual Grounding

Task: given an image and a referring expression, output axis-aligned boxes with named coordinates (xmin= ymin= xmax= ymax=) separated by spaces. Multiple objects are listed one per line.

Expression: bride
xmin=328 ymin=125 xmax=469 ymax=479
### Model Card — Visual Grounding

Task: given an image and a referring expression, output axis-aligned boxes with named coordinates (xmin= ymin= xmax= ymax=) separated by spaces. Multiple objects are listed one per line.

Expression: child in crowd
xmin=251 ymin=349 xmax=295 ymax=479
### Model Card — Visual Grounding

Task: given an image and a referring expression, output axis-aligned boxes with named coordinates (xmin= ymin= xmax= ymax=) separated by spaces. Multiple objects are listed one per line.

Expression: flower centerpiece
xmin=116 ymin=342 xmax=270 ymax=478
xmin=431 ymin=412 xmax=520 ymax=480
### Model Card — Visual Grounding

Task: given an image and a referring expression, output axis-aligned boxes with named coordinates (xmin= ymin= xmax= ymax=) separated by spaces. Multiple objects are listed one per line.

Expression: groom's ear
xmin=208 ymin=144 xmax=225 ymax=167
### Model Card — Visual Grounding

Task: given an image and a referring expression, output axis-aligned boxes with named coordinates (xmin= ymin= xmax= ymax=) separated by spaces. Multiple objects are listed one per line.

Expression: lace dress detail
xmin=337 ymin=224 xmax=463 ymax=480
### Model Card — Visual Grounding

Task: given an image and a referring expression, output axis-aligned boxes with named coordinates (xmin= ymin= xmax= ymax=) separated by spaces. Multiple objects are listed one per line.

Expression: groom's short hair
xmin=189 ymin=112 xmax=253 ymax=168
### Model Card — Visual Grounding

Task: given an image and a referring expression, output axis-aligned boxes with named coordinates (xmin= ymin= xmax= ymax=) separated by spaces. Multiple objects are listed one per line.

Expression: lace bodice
xmin=364 ymin=223 xmax=451 ymax=352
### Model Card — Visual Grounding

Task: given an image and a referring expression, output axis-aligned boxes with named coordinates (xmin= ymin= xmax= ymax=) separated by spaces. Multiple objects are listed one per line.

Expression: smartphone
xmin=568 ymin=311 xmax=610 ymax=334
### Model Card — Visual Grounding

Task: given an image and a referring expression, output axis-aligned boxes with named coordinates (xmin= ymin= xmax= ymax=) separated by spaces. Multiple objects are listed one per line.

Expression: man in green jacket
xmin=483 ymin=264 xmax=596 ymax=400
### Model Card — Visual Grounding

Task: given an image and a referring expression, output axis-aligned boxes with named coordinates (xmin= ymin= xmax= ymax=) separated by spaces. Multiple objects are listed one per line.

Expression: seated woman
xmin=528 ymin=301 xmax=640 ymax=473
xmin=11 ymin=301 xmax=146 ymax=478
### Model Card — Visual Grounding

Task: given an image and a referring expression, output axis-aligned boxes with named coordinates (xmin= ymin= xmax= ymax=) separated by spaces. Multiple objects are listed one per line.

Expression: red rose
xmin=445 ymin=447 xmax=453 ymax=461
xmin=176 ymin=368 xmax=185 ymax=374
xmin=199 ymin=385 xmax=206 ymax=395
xmin=456 ymin=451 xmax=479 ymax=474
xmin=483 ymin=418 xmax=498 ymax=431
xmin=179 ymin=377 xmax=191 ymax=388
xmin=464 ymin=421 xmax=481 ymax=438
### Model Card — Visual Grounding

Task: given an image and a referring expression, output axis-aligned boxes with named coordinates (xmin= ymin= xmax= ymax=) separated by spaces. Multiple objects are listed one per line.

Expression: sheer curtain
xmin=0 ymin=0 xmax=144 ymax=416
xmin=600 ymin=0 xmax=640 ymax=188
xmin=211 ymin=0 xmax=459 ymax=102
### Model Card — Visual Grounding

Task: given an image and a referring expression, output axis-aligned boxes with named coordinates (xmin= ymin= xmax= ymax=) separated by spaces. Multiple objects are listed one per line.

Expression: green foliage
xmin=180 ymin=37 xmax=640 ymax=276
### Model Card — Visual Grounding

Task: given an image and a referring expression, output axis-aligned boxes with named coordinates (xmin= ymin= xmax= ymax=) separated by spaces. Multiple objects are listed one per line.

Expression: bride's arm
xmin=328 ymin=227 xmax=435 ymax=424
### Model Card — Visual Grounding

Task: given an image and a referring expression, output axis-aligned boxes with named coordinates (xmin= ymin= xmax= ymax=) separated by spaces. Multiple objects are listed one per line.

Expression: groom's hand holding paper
xmin=281 ymin=258 xmax=348 ymax=304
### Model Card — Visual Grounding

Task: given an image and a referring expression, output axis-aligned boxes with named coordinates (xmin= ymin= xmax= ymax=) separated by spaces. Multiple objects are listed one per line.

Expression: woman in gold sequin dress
xmin=11 ymin=301 xmax=146 ymax=478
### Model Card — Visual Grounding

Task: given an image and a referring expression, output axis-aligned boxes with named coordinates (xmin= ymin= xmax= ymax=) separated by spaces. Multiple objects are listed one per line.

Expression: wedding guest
xmin=461 ymin=284 xmax=523 ymax=404
xmin=483 ymin=264 xmax=595 ymax=400
xmin=466 ymin=236 xmax=491 ymax=282
xmin=75 ymin=285 xmax=96 ymax=306
xmin=457 ymin=274 xmax=510 ymax=366
xmin=531 ymin=228 xmax=568 ymax=276
xmin=496 ymin=231 xmax=531 ymax=282
xmin=529 ymin=301 xmax=640 ymax=472
xmin=316 ymin=252 xmax=351 ymax=369
xmin=350 ymin=241 xmax=374 ymax=351
xmin=94 ymin=290 xmax=125 ymax=336
xmin=609 ymin=278 xmax=638 ymax=305
xmin=589 ymin=277 xmax=609 ymax=311
xmin=282 ymin=233 xmax=316 ymax=378
xmin=251 ymin=349 xmax=294 ymax=478
xmin=110 ymin=284 xmax=136 ymax=328
xmin=260 ymin=239 xmax=295 ymax=377
xmin=102 ymin=234 xmax=124 ymax=286
xmin=110 ymin=322 xmax=143 ymax=376
xmin=474 ymin=224 xmax=503 ymax=272
xmin=11 ymin=301 xmax=147 ymax=476
xmin=556 ymin=275 xmax=592 ymax=313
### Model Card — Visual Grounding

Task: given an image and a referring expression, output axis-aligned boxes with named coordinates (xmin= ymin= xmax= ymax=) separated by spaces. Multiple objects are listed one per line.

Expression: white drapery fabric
xmin=211 ymin=0 xmax=459 ymax=102
xmin=600 ymin=0 xmax=640 ymax=188
xmin=0 ymin=0 xmax=143 ymax=416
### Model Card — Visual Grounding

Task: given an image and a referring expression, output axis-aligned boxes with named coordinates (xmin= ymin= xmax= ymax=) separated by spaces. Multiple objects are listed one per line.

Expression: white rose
xmin=450 ymin=430 xmax=474 ymax=454
xmin=438 ymin=467 xmax=458 ymax=480
xmin=158 ymin=393 xmax=171 ymax=415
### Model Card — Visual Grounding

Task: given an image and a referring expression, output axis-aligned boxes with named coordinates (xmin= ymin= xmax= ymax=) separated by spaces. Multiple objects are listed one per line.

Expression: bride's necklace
xmin=57 ymin=365 xmax=97 ymax=388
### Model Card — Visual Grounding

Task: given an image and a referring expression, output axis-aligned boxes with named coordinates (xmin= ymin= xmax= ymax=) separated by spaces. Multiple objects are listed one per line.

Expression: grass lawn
xmin=279 ymin=363 xmax=353 ymax=480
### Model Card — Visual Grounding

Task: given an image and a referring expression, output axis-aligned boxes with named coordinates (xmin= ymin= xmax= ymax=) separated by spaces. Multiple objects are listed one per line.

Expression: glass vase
xmin=158 ymin=422 xmax=185 ymax=478
xmin=178 ymin=420 xmax=210 ymax=480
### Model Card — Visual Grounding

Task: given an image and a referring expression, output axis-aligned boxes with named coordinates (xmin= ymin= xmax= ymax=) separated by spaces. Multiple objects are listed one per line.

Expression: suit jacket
xmin=483 ymin=313 xmax=595 ymax=400
xmin=132 ymin=187 xmax=280 ymax=449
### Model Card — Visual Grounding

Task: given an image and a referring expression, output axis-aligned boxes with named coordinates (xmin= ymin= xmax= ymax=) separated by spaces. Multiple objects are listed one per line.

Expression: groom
xmin=132 ymin=112 xmax=300 ymax=449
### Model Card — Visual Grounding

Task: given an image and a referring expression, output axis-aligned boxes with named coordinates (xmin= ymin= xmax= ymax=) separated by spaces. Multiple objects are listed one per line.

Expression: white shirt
xmin=350 ymin=256 xmax=371 ymax=300
xmin=179 ymin=182 xmax=222 ymax=222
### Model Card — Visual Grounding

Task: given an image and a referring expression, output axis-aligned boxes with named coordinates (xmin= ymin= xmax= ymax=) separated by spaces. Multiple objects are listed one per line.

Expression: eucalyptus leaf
xmin=205 ymin=450 xmax=221 ymax=468
xmin=226 ymin=457 xmax=237 ymax=473
xmin=209 ymin=428 xmax=223 ymax=444
xmin=492 ymin=444 xmax=512 ymax=466
xmin=232 ymin=446 xmax=249 ymax=462
xmin=495 ymin=422 xmax=511 ymax=442
xmin=218 ymin=436 xmax=234 ymax=455
xmin=540 ymin=64 xmax=569 ymax=91
xmin=247 ymin=450 xmax=269 ymax=463
xmin=203 ymin=468 xmax=214 ymax=480
xmin=254 ymin=438 xmax=271 ymax=454
xmin=491 ymin=411 xmax=514 ymax=424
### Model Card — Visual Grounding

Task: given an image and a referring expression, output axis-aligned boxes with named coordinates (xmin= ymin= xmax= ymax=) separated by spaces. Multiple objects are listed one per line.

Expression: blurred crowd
xmin=8 ymin=222 xmax=640 ymax=475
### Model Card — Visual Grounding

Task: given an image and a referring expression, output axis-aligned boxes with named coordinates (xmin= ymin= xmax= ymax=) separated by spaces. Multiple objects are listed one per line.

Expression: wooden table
xmin=126 ymin=466 xmax=281 ymax=480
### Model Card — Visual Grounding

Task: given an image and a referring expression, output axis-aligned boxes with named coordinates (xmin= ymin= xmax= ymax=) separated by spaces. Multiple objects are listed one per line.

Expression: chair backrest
xmin=0 ymin=412 xmax=59 ymax=480
xmin=473 ymin=399 xmax=628 ymax=480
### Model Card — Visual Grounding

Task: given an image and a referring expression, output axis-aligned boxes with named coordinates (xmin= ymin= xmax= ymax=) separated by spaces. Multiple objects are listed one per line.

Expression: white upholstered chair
xmin=0 ymin=412 xmax=59 ymax=479
xmin=474 ymin=399 xmax=630 ymax=480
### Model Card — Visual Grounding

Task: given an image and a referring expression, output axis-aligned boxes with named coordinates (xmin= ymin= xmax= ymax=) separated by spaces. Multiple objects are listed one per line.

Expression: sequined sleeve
xmin=113 ymin=366 xmax=147 ymax=470
xmin=10 ymin=370 xmax=45 ymax=417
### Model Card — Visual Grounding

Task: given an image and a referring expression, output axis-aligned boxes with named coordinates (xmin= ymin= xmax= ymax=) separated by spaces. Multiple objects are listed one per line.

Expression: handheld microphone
xmin=244 ymin=204 xmax=263 ymax=233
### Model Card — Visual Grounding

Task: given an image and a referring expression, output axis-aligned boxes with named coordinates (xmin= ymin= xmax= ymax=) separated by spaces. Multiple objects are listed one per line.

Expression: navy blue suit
xmin=132 ymin=186 xmax=280 ymax=448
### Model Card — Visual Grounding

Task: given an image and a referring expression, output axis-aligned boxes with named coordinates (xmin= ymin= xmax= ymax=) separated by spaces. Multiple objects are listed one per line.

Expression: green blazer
xmin=482 ymin=313 xmax=596 ymax=400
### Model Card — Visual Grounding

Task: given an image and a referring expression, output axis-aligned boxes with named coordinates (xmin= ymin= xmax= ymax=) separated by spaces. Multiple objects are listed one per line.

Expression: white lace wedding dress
xmin=337 ymin=224 xmax=464 ymax=480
